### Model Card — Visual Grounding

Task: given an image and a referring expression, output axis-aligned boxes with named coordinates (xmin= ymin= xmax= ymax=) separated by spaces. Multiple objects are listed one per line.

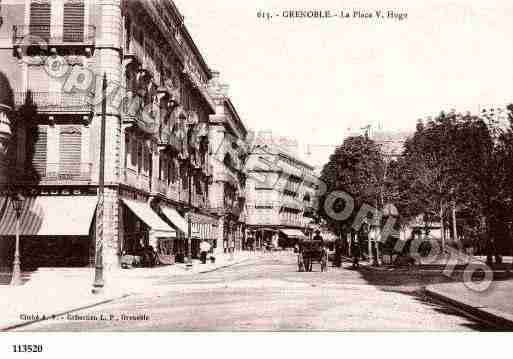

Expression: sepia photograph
xmin=0 ymin=0 xmax=513 ymax=352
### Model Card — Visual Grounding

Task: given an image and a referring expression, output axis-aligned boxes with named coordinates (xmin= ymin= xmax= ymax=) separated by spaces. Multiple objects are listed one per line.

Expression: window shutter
xmin=29 ymin=0 xmax=51 ymax=41
xmin=137 ymin=140 xmax=142 ymax=172
xmin=63 ymin=0 xmax=85 ymax=42
xmin=59 ymin=125 xmax=82 ymax=175
xmin=26 ymin=125 xmax=47 ymax=177
xmin=129 ymin=134 xmax=137 ymax=168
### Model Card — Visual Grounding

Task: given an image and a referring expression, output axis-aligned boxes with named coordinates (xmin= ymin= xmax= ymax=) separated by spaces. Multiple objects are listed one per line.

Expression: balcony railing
xmin=123 ymin=167 xmax=151 ymax=192
xmin=23 ymin=162 xmax=92 ymax=181
xmin=15 ymin=92 xmax=93 ymax=113
xmin=13 ymin=25 xmax=96 ymax=47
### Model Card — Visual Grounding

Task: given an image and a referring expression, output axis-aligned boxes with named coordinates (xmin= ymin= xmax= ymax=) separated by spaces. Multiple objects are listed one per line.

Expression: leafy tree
xmin=391 ymin=111 xmax=509 ymax=262
xmin=317 ymin=135 xmax=385 ymax=246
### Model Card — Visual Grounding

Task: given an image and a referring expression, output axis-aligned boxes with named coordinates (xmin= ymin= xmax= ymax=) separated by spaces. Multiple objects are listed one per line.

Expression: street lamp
xmin=10 ymin=191 xmax=24 ymax=286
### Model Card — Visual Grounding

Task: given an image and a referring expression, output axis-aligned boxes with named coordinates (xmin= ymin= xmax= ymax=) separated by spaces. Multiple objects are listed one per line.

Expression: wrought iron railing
xmin=15 ymin=91 xmax=93 ymax=112
xmin=24 ymin=162 xmax=92 ymax=181
xmin=13 ymin=25 xmax=96 ymax=46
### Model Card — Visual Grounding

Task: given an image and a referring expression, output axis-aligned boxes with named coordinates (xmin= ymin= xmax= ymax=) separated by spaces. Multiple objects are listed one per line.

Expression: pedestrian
xmin=200 ymin=239 xmax=211 ymax=264
xmin=334 ymin=240 xmax=342 ymax=267
xmin=351 ymin=240 xmax=360 ymax=268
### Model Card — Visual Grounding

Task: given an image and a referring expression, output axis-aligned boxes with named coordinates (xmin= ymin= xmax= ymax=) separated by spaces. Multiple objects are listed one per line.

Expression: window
xmin=168 ymin=157 xmax=176 ymax=184
xmin=137 ymin=140 xmax=143 ymax=173
xmin=124 ymin=133 xmax=129 ymax=169
xmin=125 ymin=16 xmax=131 ymax=50
xmin=142 ymin=144 xmax=151 ymax=175
xmin=26 ymin=125 xmax=47 ymax=177
xmin=59 ymin=125 xmax=82 ymax=175
xmin=29 ymin=0 xmax=51 ymax=41
xmin=158 ymin=155 xmax=163 ymax=180
xmin=63 ymin=0 xmax=85 ymax=43
xmin=164 ymin=156 xmax=170 ymax=183
xmin=161 ymin=155 xmax=169 ymax=183
xmin=130 ymin=134 xmax=137 ymax=168
xmin=195 ymin=176 xmax=202 ymax=195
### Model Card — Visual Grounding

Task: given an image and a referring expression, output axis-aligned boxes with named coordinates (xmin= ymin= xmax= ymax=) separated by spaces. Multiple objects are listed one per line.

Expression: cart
xmin=297 ymin=240 xmax=328 ymax=272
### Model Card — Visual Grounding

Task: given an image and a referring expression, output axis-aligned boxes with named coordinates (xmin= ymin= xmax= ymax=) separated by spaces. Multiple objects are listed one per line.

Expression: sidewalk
xmin=0 ymin=251 xmax=260 ymax=331
xmin=341 ymin=254 xmax=513 ymax=328
xmin=425 ymin=280 xmax=513 ymax=329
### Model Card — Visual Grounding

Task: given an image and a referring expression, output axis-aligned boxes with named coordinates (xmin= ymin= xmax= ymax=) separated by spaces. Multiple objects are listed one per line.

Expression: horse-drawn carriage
xmin=297 ymin=239 xmax=328 ymax=272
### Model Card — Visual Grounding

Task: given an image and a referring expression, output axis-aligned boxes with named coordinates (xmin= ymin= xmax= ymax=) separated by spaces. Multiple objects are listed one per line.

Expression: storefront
xmin=158 ymin=205 xmax=187 ymax=262
xmin=189 ymin=212 xmax=218 ymax=258
xmin=158 ymin=206 xmax=217 ymax=261
xmin=120 ymin=198 xmax=176 ymax=264
xmin=0 ymin=195 xmax=97 ymax=269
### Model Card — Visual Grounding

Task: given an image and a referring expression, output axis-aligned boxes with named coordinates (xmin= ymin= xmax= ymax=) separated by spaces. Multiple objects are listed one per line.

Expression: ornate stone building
xmin=207 ymin=72 xmax=248 ymax=255
xmin=0 ymin=0 xmax=217 ymax=274
xmin=244 ymin=136 xmax=317 ymax=248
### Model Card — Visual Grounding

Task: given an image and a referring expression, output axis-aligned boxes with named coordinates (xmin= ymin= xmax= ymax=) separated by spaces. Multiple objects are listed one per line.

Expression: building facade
xmin=0 ymin=0 xmax=218 ymax=273
xmin=207 ymin=72 xmax=248 ymax=256
xmin=244 ymin=138 xmax=317 ymax=248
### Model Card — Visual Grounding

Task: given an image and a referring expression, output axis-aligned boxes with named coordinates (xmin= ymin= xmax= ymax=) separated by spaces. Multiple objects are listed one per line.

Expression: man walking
xmin=200 ymin=239 xmax=211 ymax=264
xmin=351 ymin=239 xmax=361 ymax=268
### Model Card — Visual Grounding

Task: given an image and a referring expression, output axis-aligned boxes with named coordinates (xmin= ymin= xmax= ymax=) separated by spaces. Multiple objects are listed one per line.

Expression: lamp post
xmin=185 ymin=118 xmax=195 ymax=270
xmin=10 ymin=192 xmax=24 ymax=286
xmin=186 ymin=208 xmax=192 ymax=269
xmin=92 ymin=73 xmax=107 ymax=294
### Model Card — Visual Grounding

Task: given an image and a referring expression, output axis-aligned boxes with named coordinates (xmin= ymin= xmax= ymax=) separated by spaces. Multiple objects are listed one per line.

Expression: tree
xmin=317 ymin=135 xmax=385 ymax=256
xmin=390 ymin=111 xmax=508 ymax=262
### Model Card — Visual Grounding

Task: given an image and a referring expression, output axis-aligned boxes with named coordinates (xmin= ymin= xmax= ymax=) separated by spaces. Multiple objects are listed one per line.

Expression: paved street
xmin=14 ymin=252 xmax=495 ymax=331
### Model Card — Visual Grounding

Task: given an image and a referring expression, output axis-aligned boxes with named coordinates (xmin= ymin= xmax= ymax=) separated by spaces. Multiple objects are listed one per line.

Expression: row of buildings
xmin=0 ymin=0 xmax=319 ymax=271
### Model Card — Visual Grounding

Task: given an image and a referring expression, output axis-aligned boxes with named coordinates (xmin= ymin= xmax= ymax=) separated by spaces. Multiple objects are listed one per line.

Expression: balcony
xmin=20 ymin=162 xmax=92 ymax=183
xmin=15 ymin=92 xmax=93 ymax=114
xmin=158 ymin=128 xmax=183 ymax=153
xmin=13 ymin=25 xmax=95 ymax=56
xmin=154 ymin=179 xmax=180 ymax=202
xmin=123 ymin=167 xmax=150 ymax=192
xmin=122 ymin=95 xmax=159 ymax=137
xmin=124 ymin=38 xmax=145 ymax=68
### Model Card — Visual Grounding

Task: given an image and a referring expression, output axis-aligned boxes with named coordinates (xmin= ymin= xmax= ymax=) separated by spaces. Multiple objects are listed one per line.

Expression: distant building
xmin=244 ymin=136 xmax=317 ymax=248
xmin=346 ymin=125 xmax=411 ymax=160
xmin=370 ymin=130 xmax=411 ymax=160
xmin=207 ymin=71 xmax=248 ymax=255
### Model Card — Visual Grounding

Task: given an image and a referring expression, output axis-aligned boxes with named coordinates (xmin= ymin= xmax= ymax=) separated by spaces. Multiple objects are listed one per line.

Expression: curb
xmin=1 ymin=294 xmax=131 ymax=331
xmin=1 ymin=255 xmax=262 ymax=331
xmin=423 ymin=287 xmax=513 ymax=330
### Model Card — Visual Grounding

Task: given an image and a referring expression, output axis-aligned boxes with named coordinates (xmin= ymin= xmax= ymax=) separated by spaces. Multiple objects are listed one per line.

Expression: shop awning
xmin=121 ymin=198 xmax=175 ymax=235
xmin=160 ymin=206 xmax=188 ymax=233
xmin=0 ymin=196 xmax=97 ymax=236
xmin=280 ymin=228 xmax=307 ymax=239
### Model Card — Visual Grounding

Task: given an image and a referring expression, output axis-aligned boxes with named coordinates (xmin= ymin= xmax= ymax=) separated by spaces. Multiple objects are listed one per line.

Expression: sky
xmin=174 ymin=0 xmax=513 ymax=168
